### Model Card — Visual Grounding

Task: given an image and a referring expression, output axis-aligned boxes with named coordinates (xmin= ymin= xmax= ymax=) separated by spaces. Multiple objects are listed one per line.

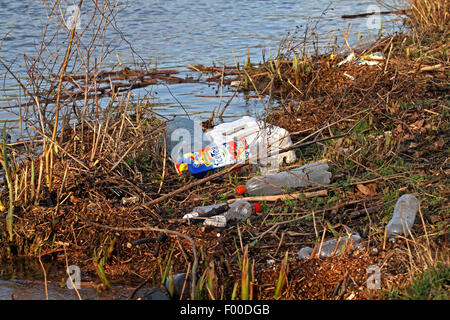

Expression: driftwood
xmin=341 ymin=9 xmax=409 ymax=19
xmin=227 ymin=190 xmax=328 ymax=203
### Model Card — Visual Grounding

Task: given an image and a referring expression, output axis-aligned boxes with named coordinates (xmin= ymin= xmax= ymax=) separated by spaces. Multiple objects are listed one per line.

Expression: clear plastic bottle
xmin=387 ymin=194 xmax=418 ymax=239
xmin=237 ymin=161 xmax=331 ymax=196
xmin=203 ymin=200 xmax=261 ymax=228
xmin=203 ymin=215 xmax=228 ymax=228
xmin=298 ymin=233 xmax=362 ymax=259
xmin=224 ymin=200 xmax=261 ymax=221
xmin=182 ymin=203 xmax=229 ymax=223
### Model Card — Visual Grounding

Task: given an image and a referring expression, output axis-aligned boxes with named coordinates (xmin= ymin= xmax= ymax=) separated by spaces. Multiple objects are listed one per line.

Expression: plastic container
xmin=175 ymin=116 xmax=297 ymax=176
xmin=177 ymin=137 xmax=250 ymax=175
xmin=298 ymin=233 xmax=362 ymax=259
xmin=224 ymin=200 xmax=261 ymax=222
xmin=387 ymin=194 xmax=418 ymax=239
xmin=205 ymin=116 xmax=296 ymax=169
xmin=182 ymin=203 xmax=229 ymax=223
xmin=203 ymin=215 xmax=228 ymax=228
xmin=355 ymin=52 xmax=384 ymax=66
xmin=203 ymin=200 xmax=261 ymax=228
xmin=165 ymin=116 xmax=212 ymax=165
xmin=237 ymin=161 xmax=331 ymax=196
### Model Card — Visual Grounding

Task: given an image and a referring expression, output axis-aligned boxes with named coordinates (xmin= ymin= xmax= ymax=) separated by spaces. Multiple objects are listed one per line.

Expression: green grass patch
xmin=386 ymin=265 xmax=450 ymax=300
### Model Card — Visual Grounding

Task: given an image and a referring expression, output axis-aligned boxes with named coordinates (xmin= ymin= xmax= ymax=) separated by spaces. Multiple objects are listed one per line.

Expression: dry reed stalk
xmin=227 ymin=190 xmax=328 ymax=203
xmin=48 ymin=1 xmax=82 ymax=193
xmin=38 ymin=250 xmax=49 ymax=300
xmin=36 ymin=157 xmax=44 ymax=204
xmin=317 ymin=227 xmax=328 ymax=258
xmin=157 ymin=133 xmax=167 ymax=194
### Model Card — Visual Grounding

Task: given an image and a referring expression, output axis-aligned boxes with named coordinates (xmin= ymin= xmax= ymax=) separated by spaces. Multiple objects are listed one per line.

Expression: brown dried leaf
xmin=410 ymin=119 xmax=425 ymax=130
xmin=356 ymin=183 xmax=377 ymax=196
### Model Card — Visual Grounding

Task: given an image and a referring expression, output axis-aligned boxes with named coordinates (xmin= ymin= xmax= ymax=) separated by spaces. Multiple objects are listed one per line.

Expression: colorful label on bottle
xmin=176 ymin=138 xmax=249 ymax=175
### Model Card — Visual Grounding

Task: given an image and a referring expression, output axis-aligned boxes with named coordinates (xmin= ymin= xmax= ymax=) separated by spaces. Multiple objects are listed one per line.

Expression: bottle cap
xmin=236 ymin=185 xmax=246 ymax=195
xmin=178 ymin=163 xmax=188 ymax=173
xmin=253 ymin=203 xmax=261 ymax=213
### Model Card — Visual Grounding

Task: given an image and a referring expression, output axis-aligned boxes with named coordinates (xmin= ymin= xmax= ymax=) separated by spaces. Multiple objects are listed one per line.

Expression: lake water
xmin=0 ymin=0 xmax=402 ymax=299
xmin=0 ymin=0 xmax=403 ymax=122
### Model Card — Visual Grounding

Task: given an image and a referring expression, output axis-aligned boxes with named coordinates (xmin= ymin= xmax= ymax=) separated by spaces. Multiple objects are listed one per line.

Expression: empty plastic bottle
xmin=203 ymin=200 xmax=261 ymax=228
xmin=387 ymin=194 xmax=418 ymax=239
xmin=203 ymin=215 xmax=228 ymax=228
xmin=237 ymin=161 xmax=331 ymax=196
xmin=182 ymin=203 xmax=229 ymax=223
xmin=298 ymin=232 xmax=362 ymax=259
xmin=225 ymin=200 xmax=261 ymax=222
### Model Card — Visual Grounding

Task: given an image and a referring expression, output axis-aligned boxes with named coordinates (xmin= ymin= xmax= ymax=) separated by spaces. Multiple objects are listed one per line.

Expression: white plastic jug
xmin=205 ymin=116 xmax=296 ymax=171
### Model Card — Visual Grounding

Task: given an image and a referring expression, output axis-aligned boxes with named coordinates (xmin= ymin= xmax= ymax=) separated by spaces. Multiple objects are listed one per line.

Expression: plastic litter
xmin=205 ymin=116 xmax=296 ymax=166
xmin=337 ymin=52 xmax=356 ymax=67
xmin=165 ymin=116 xmax=212 ymax=167
xmin=355 ymin=52 xmax=384 ymax=66
xmin=182 ymin=203 xmax=229 ymax=223
xmin=203 ymin=215 xmax=228 ymax=228
xmin=224 ymin=200 xmax=260 ymax=222
xmin=237 ymin=161 xmax=331 ymax=196
xmin=165 ymin=273 xmax=191 ymax=299
xmin=202 ymin=200 xmax=261 ymax=228
xmin=298 ymin=232 xmax=363 ymax=259
xmin=175 ymin=116 xmax=296 ymax=176
xmin=386 ymin=194 xmax=418 ymax=239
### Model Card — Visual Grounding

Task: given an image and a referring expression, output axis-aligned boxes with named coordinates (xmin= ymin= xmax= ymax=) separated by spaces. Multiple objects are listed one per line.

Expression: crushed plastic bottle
xmin=237 ymin=161 xmax=331 ymax=196
xmin=203 ymin=200 xmax=261 ymax=228
xmin=177 ymin=137 xmax=250 ymax=176
xmin=182 ymin=203 xmax=229 ymax=223
xmin=224 ymin=200 xmax=261 ymax=222
xmin=203 ymin=215 xmax=228 ymax=228
xmin=298 ymin=232 xmax=363 ymax=259
xmin=387 ymin=194 xmax=418 ymax=239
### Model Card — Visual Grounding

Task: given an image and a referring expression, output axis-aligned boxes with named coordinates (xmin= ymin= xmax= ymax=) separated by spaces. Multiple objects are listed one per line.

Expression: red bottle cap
xmin=236 ymin=185 xmax=246 ymax=195
xmin=253 ymin=203 xmax=261 ymax=213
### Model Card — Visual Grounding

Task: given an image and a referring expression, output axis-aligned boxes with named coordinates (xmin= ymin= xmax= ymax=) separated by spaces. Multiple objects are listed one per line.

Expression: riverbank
xmin=0 ymin=1 xmax=448 ymax=300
